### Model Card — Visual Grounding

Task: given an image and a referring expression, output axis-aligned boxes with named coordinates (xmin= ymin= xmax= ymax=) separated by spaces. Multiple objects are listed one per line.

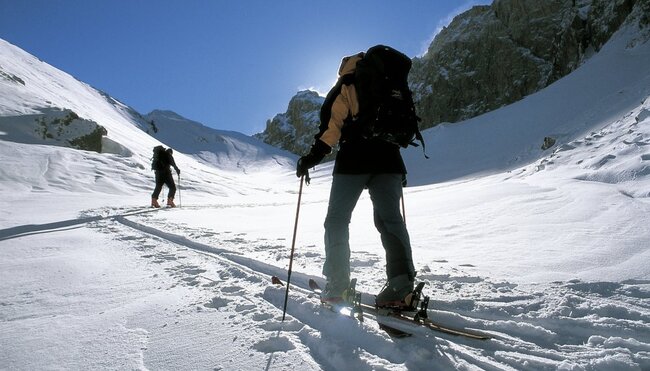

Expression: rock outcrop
xmin=411 ymin=0 xmax=643 ymax=129
xmin=253 ymin=90 xmax=323 ymax=156
xmin=258 ymin=0 xmax=649 ymax=154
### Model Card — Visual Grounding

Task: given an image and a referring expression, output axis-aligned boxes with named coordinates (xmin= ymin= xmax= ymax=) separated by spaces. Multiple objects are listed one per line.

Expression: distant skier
xmin=296 ymin=45 xmax=417 ymax=308
xmin=151 ymin=146 xmax=180 ymax=208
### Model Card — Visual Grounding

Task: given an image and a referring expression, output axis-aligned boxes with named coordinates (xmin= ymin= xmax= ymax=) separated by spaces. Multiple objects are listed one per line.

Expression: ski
xmin=308 ymin=278 xmax=490 ymax=340
xmin=359 ymin=302 xmax=490 ymax=340
xmin=377 ymin=323 xmax=412 ymax=338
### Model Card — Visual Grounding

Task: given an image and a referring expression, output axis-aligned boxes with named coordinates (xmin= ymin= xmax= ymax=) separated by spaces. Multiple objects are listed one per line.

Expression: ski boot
xmin=320 ymin=279 xmax=363 ymax=320
xmin=376 ymin=274 xmax=420 ymax=310
xmin=166 ymin=197 xmax=176 ymax=208
xmin=320 ymin=280 xmax=353 ymax=305
xmin=151 ymin=198 xmax=161 ymax=208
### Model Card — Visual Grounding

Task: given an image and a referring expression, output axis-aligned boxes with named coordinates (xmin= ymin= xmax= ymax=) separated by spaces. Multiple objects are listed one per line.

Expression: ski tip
xmin=271 ymin=276 xmax=284 ymax=286
xmin=308 ymin=278 xmax=320 ymax=291
xmin=378 ymin=323 xmax=412 ymax=338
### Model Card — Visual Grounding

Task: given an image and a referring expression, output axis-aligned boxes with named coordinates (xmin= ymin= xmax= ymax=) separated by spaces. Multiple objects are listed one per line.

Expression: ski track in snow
xmin=63 ymin=205 xmax=650 ymax=370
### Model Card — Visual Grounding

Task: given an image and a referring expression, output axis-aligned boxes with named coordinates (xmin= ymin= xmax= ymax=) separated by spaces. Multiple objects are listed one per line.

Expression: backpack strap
xmin=412 ymin=125 xmax=429 ymax=159
xmin=316 ymin=74 xmax=355 ymax=140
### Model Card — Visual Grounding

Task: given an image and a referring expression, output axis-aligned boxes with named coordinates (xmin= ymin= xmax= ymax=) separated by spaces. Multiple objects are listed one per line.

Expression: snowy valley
xmin=1 ymin=8 xmax=650 ymax=371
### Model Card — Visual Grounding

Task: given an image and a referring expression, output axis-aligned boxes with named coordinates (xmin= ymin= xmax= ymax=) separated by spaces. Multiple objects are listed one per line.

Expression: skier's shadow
xmin=0 ymin=208 xmax=157 ymax=242
xmin=263 ymin=330 xmax=281 ymax=371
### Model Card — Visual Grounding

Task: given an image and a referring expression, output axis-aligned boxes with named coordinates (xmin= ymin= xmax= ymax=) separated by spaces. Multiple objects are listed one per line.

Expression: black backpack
xmin=151 ymin=145 xmax=167 ymax=171
xmin=320 ymin=45 xmax=425 ymax=152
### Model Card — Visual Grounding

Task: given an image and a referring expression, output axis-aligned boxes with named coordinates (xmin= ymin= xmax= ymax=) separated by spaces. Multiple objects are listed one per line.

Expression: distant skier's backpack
xmin=151 ymin=145 xmax=166 ymax=171
xmin=354 ymin=45 xmax=425 ymax=149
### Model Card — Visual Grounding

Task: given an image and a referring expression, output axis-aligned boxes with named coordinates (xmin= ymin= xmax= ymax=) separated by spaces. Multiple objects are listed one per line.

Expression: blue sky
xmin=0 ymin=0 xmax=491 ymax=135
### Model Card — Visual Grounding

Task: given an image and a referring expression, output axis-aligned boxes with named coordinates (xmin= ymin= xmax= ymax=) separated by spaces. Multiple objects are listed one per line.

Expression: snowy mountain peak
xmin=0 ymin=37 xmax=297 ymax=198
xmin=146 ymin=109 xmax=188 ymax=121
xmin=141 ymin=108 xmax=296 ymax=172
xmin=254 ymin=89 xmax=324 ymax=156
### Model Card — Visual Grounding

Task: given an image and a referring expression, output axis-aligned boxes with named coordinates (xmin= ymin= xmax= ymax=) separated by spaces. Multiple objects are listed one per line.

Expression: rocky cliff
xmin=257 ymin=0 xmax=649 ymax=155
xmin=411 ymin=0 xmax=646 ymax=128
xmin=253 ymin=90 xmax=323 ymax=156
xmin=0 ymin=108 xmax=108 ymax=153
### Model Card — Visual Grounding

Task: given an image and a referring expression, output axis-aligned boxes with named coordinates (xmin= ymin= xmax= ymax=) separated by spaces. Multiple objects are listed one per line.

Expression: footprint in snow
xmin=252 ymin=336 xmax=296 ymax=353
xmin=204 ymin=296 xmax=230 ymax=309
xmin=181 ymin=277 xmax=200 ymax=286
xmin=157 ymin=253 xmax=177 ymax=261
xmin=235 ymin=303 xmax=256 ymax=313
xmin=221 ymin=285 xmax=244 ymax=294
xmin=252 ymin=312 xmax=274 ymax=322
xmin=182 ymin=267 xmax=207 ymax=275
xmin=260 ymin=320 xmax=303 ymax=332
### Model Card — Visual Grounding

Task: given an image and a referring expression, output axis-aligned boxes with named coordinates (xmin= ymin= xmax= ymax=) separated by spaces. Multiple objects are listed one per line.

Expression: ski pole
xmin=401 ymin=175 xmax=407 ymax=225
xmin=282 ymin=175 xmax=305 ymax=321
xmin=177 ymin=173 xmax=181 ymax=208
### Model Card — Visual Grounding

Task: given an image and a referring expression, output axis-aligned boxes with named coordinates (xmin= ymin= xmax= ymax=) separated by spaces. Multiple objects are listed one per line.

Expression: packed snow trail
xmin=87 ymin=206 xmax=650 ymax=370
xmin=111 ymin=212 xmax=502 ymax=369
xmin=0 ymin=206 xmax=159 ymax=241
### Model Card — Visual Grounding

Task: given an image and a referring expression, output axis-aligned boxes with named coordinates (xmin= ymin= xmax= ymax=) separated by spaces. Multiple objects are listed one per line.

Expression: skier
xmin=296 ymin=48 xmax=416 ymax=308
xmin=151 ymin=147 xmax=181 ymax=208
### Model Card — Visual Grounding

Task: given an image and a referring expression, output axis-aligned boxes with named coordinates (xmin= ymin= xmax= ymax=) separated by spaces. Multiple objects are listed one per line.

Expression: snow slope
xmin=403 ymin=21 xmax=650 ymax=186
xmin=0 ymin=37 xmax=296 ymax=198
xmin=143 ymin=109 xmax=296 ymax=173
xmin=1 ymin=10 xmax=650 ymax=371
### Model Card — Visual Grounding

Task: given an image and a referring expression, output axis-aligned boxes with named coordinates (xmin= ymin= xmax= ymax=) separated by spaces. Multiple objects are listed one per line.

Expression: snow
xmin=1 ymin=16 xmax=650 ymax=371
xmin=142 ymin=109 xmax=296 ymax=173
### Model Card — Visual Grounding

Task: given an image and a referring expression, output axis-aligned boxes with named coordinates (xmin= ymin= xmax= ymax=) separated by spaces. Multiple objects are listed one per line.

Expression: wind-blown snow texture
xmin=1 ymin=15 xmax=650 ymax=371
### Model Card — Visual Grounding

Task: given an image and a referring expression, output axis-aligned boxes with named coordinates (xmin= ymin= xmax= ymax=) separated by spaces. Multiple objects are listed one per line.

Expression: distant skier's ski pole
xmin=282 ymin=175 xmax=305 ymax=321
xmin=177 ymin=173 xmax=181 ymax=208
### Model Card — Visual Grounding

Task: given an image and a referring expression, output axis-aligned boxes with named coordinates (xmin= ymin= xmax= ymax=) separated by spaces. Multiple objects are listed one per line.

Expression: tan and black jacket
xmin=316 ymin=53 xmax=406 ymax=175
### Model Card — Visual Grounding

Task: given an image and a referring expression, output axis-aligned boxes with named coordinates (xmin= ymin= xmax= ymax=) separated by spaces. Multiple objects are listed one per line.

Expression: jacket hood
xmin=338 ymin=52 xmax=364 ymax=77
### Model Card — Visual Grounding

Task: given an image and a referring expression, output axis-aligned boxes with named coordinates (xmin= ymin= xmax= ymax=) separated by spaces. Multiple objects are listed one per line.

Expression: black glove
xmin=175 ymin=168 xmax=181 ymax=175
xmin=296 ymin=140 xmax=331 ymax=179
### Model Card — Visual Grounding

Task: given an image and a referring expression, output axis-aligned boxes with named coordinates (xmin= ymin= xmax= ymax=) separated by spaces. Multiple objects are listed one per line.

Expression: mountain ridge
xmin=0 ymin=38 xmax=296 ymax=177
xmin=256 ymin=0 xmax=649 ymax=156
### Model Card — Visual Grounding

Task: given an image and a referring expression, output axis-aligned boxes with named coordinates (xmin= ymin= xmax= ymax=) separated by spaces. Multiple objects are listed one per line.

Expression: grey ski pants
xmin=322 ymin=173 xmax=415 ymax=289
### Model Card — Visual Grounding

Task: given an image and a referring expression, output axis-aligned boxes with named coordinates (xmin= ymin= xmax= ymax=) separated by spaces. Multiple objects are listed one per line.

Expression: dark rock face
xmin=254 ymin=90 xmax=324 ymax=156
xmin=410 ymin=0 xmax=642 ymax=129
xmin=258 ymin=0 xmax=647 ymax=154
